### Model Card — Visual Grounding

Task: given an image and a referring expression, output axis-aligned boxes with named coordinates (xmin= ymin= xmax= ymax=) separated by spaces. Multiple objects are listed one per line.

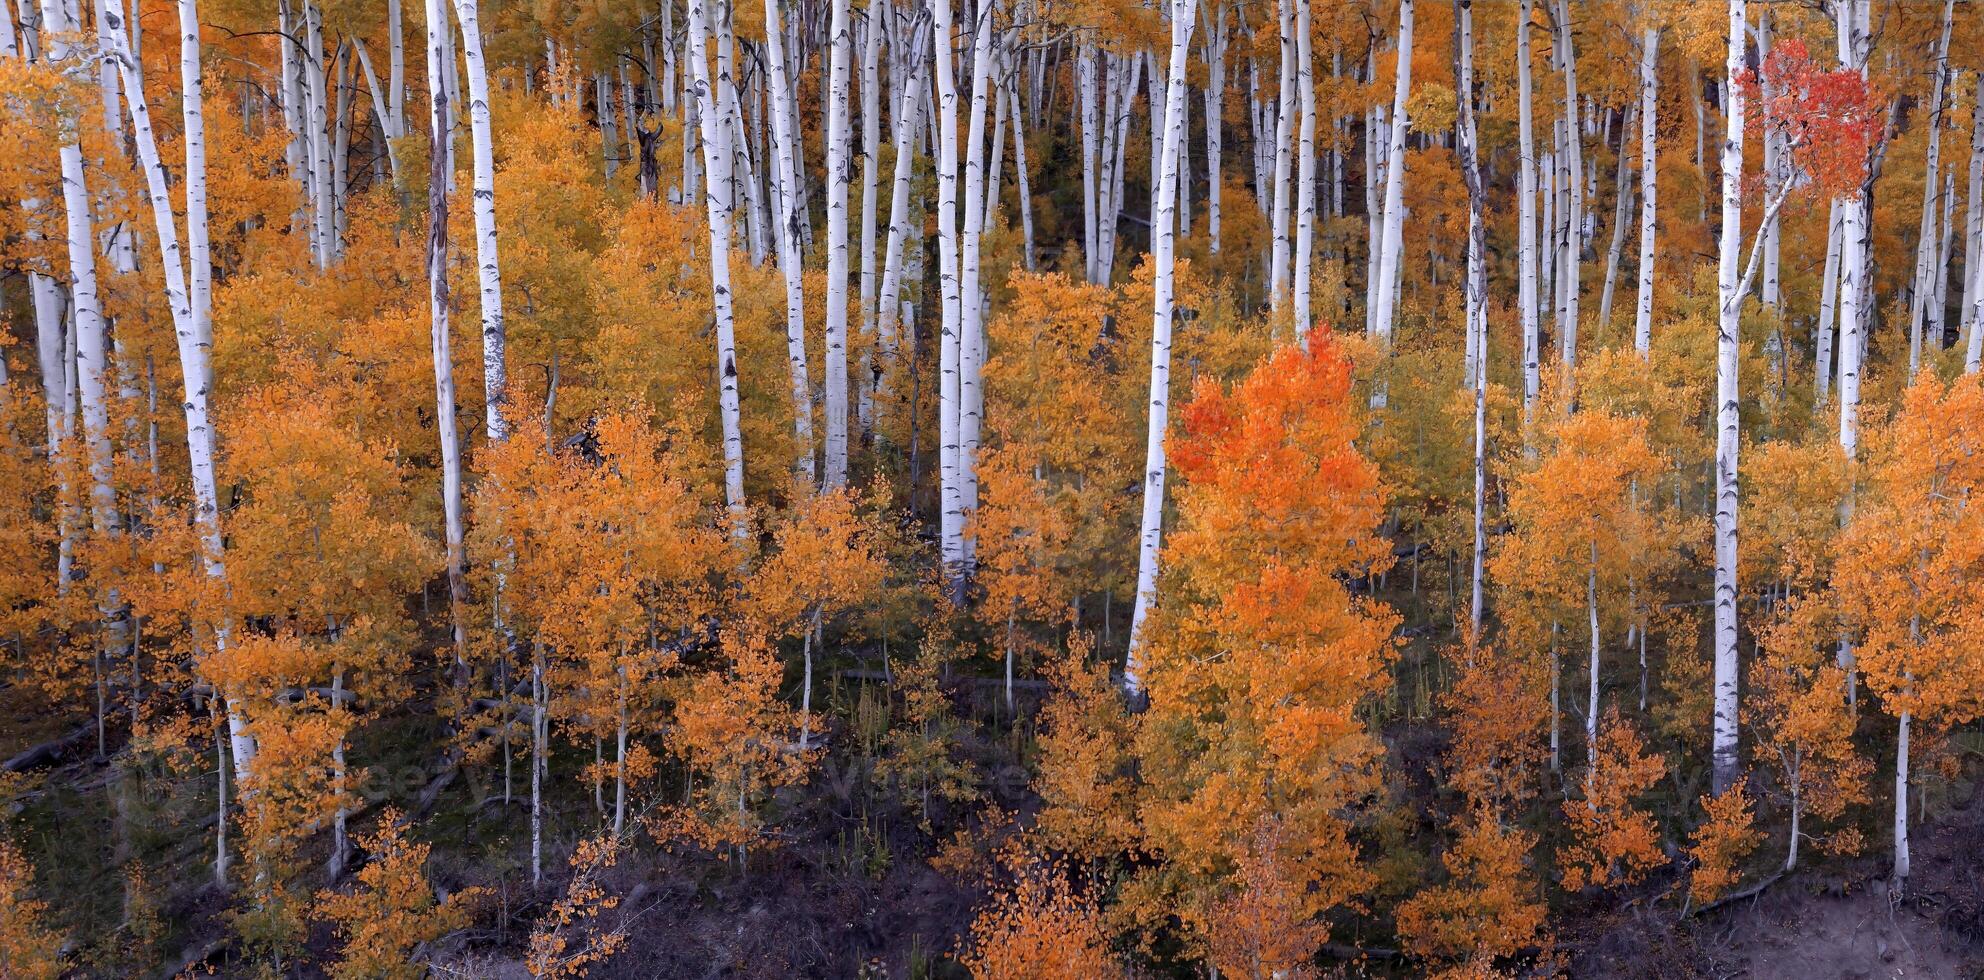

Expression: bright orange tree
xmin=959 ymin=837 xmax=1120 ymax=980
xmin=1834 ymin=375 xmax=1984 ymax=883
xmin=1559 ymin=706 xmax=1665 ymax=893
xmin=0 ymin=838 xmax=62 ymax=980
xmin=1134 ymin=338 xmax=1397 ymax=947
xmin=315 ymin=808 xmax=485 ymax=980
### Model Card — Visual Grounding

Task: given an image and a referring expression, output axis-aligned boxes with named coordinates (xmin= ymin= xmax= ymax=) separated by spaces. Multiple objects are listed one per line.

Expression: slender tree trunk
xmin=1709 ymin=0 xmax=1745 ymax=798
xmin=1817 ymin=201 xmax=1841 ymax=397
xmin=1370 ymin=0 xmax=1413 ymax=364
xmin=856 ymin=0 xmax=884 ymax=435
xmin=1518 ymin=0 xmax=1540 ymax=410
xmin=1458 ymin=0 xmax=1486 ymax=637
xmin=1268 ymin=0 xmax=1294 ymax=309
xmin=1203 ymin=3 xmax=1223 ymax=254
xmin=1290 ymin=0 xmax=1315 ymax=338
xmin=688 ymin=0 xmax=750 ymax=538
xmin=452 ymin=0 xmax=507 ymax=445
xmin=1125 ymin=0 xmax=1196 ymax=697
xmin=934 ymin=0 xmax=966 ymax=590
xmin=823 ymin=0 xmax=854 ymax=487
xmin=877 ymin=22 xmax=930 ymax=418
xmin=762 ymin=0 xmax=819 ymax=486
xmin=1907 ymin=0 xmax=1954 ymax=375
xmin=1633 ymin=25 xmax=1658 ymax=356
xmin=422 ymin=0 xmax=471 ymax=692
xmin=1597 ymin=106 xmax=1633 ymax=331
xmin=1836 ymin=0 xmax=1869 ymax=452
xmin=955 ymin=0 xmax=996 ymax=574
xmin=1894 ymin=700 xmax=1911 ymax=885
xmin=1962 ymin=74 xmax=1984 ymax=353
xmin=1555 ymin=0 xmax=1581 ymax=376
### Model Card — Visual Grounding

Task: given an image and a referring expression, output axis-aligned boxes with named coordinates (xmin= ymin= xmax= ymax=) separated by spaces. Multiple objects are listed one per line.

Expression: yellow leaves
xmin=1199 ymin=821 xmax=1331 ymax=980
xmin=0 ymin=838 xmax=63 ymax=980
xmin=658 ymin=624 xmax=811 ymax=853
xmin=1395 ymin=807 xmax=1546 ymax=968
xmin=746 ymin=484 xmax=889 ymax=633
xmin=1032 ymin=639 xmax=1138 ymax=862
xmin=316 ymin=809 xmax=485 ymax=980
xmin=1559 ymin=707 xmax=1665 ymax=893
xmin=1836 ymin=374 xmax=1984 ymax=725
xmin=1136 ymin=338 xmax=1394 ymax=929
xmin=1687 ymin=780 xmax=1760 ymax=906
xmin=1441 ymin=645 xmax=1550 ymax=812
xmin=526 ymin=835 xmax=628 ymax=978
xmin=959 ymin=837 xmax=1121 ymax=980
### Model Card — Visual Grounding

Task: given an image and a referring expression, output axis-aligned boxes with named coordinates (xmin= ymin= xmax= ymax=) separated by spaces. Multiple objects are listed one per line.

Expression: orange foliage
xmin=0 ymin=838 xmax=62 ymax=980
xmin=960 ymin=840 xmax=1121 ymax=980
xmin=1395 ymin=807 xmax=1546 ymax=968
xmin=1136 ymin=338 xmax=1395 ymax=938
xmin=316 ymin=809 xmax=485 ymax=980
xmin=1560 ymin=707 xmax=1666 ymax=892
xmin=1688 ymin=779 xmax=1761 ymax=905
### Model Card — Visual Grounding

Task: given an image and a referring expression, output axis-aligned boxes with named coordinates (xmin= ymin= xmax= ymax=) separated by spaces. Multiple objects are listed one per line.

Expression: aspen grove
xmin=9 ymin=0 xmax=1984 ymax=975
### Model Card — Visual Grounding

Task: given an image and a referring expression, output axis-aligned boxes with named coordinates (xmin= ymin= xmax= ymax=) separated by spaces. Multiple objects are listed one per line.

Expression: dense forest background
xmin=5 ymin=0 xmax=1984 ymax=975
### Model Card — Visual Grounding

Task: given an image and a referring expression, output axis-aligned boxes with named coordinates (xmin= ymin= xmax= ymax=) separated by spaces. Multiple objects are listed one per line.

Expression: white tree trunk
xmin=1907 ymin=0 xmax=1954 ymax=375
xmin=1203 ymin=2 xmax=1223 ymax=254
xmin=823 ymin=0 xmax=854 ymax=488
xmin=1894 ymin=702 xmax=1911 ymax=884
xmin=687 ymin=0 xmax=749 ymax=538
xmin=422 ymin=0 xmax=471 ymax=684
xmin=933 ymin=0 xmax=966 ymax=589
xmin=1555 ymin=0 xmax=1581 ymax=375
xmin=761 ymin=0 xmax=818 ymax=486
xmin=877 ymin=21 xmax=929 ymax=413
xmin=1962 ymin=74 xmax=1984 ymax=352
xmin=1596 ymin=106 xmax=1634 ymax=333
xmin=101 ymin=0 xmax=254 ymax=780
xmin=1290 ymin=0 xmax=1315 ymax=338
xmin=1368 ymin=0 xmax=1413 ymax=394
xmin=856 ymin=0 xmax=884 ymax=434
xmin=1518 ymin=0 xmax=1540 ymax=409
xmin=1817 ymin=200 xmax=1842 ymax=396
xmin=956 ymin=0 xmax=996 ymax=570
xmin=1836 ymin=0 xmax=1869 ymax=448
xmin=1459 ymin=0 xmax=1486 ymax=635
xmin=1633 ymin=24 xmax=1658 ymax=356
xmin=1125 ymin=0 xmax=1197 ymax=697
xmin=1267 ymin=0 xmax=1294 ymax=309
xmin=1710 ymin=0 xmax=1745 ymax=798
xmin=451 ymin=0 xmax=507 ymax=444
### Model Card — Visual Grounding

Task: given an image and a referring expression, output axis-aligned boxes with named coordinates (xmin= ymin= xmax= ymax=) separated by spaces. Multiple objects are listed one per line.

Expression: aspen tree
xmin=761 ymin=0 xmax=818 ymax=485
xmin=1289 ymin=0 xmax=1315 ymax=339
xmin=1633 ymin=19 xmax=1658 ymax=357
xmin=824 ymin=0 xmax=854 ymax=487
xmin=1125 ymin=0 xmax=1196 ymax=697
xmin=1906 ymin=0 xmax=1954 ymax=375
xmin=1457 ymin=0 xmax=1486 ymax=635
xmin=1709 ymin=0 xmax=1745 ymax=798
xmin=1369 ymin=0 xmax=1412 ymax=353
xmin=422 ymin=0 xmax=471 ymax=686
xmin=1554 ymin=0 xmax=1581 ymax=376
xmin=451 ymin=0 xmax=508 ymax=444
xmin=934 ymin=0 xmax=967 ymax=592
xmin=1267 ymin=0 xmax=1294 ymax=309
xmin=1518 ymin=0 xmax=1540 ymax=410
xmin=856 ymin=0 xmax=884 ymax=433
xmin=687 ymin=0 xmax=750 ymax=537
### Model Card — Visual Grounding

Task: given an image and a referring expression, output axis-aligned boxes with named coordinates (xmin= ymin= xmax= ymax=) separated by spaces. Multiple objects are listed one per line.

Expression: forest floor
xmin=1564 ymin=781 xmax=1984 ymax=980
xmin=9 ymin=666 xmax=1984 ymax=977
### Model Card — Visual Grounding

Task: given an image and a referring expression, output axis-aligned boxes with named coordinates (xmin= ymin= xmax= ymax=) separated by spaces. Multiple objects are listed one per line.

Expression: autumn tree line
xmin=2 ymin=0 xmax=1983 ymax=975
